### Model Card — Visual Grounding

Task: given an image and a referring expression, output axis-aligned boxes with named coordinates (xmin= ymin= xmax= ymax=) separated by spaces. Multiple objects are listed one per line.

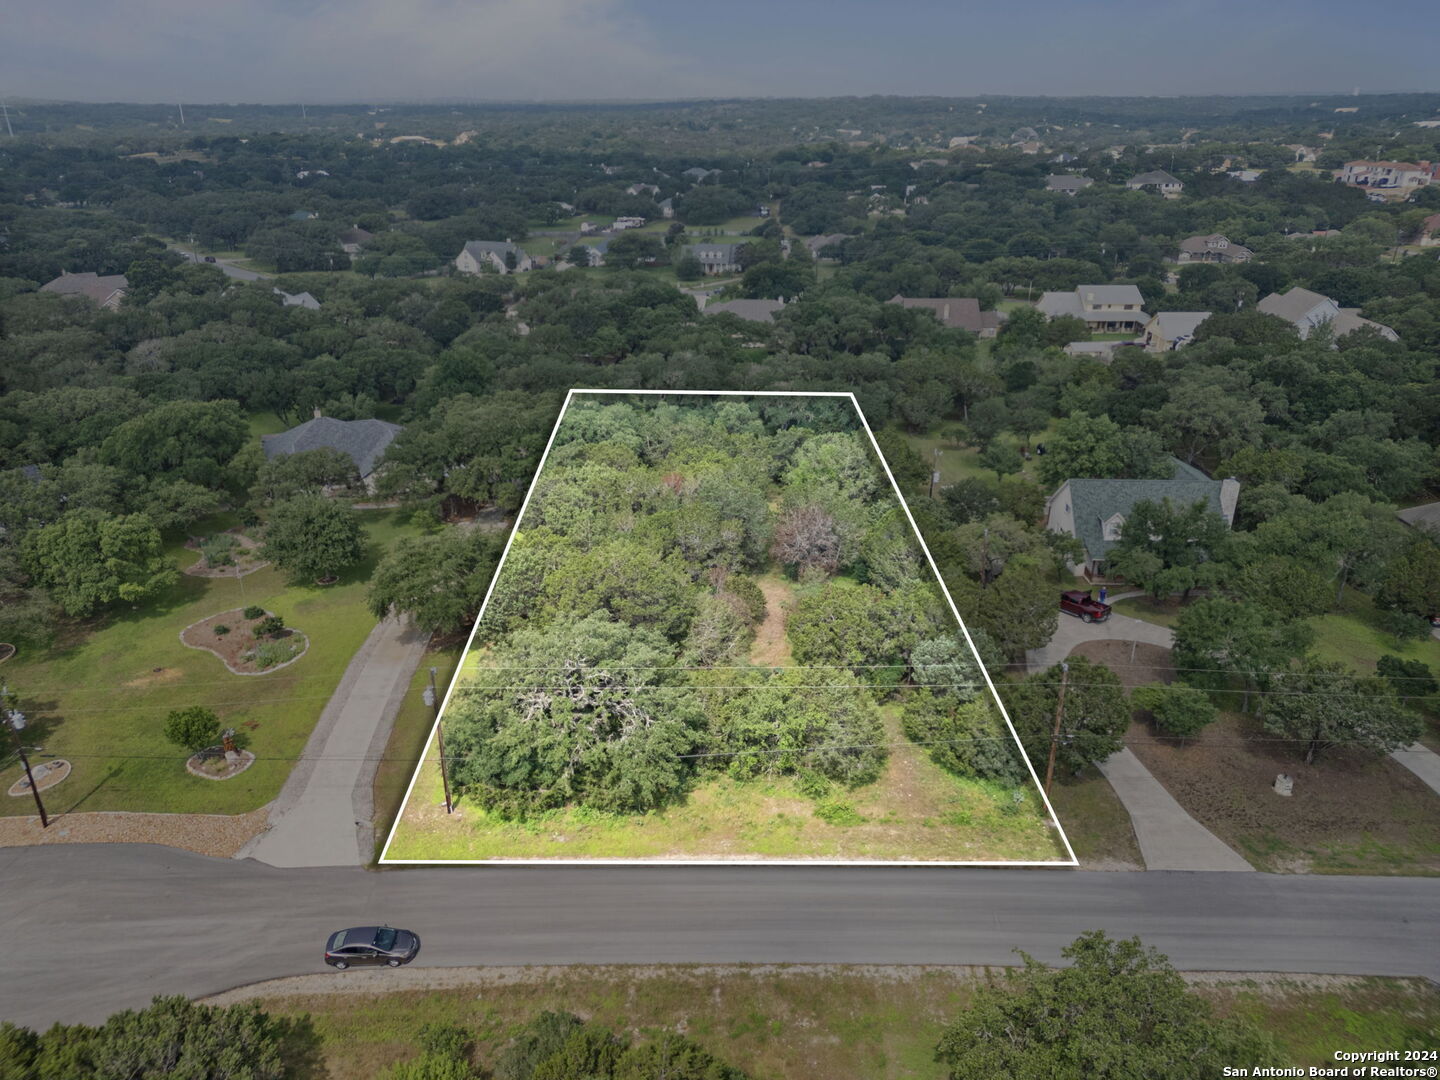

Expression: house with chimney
xmin=454 ymin=240 xmax=532 ymax=275
xmin=1176 ymin=234 xmax=1253 ymax=264
xmin=1125 ymin=169 xmax=1184 ymax=197
xmin=1257 ymin=287 xmax=1399 ymax=343
xmin=1036 ymin=284 xmax=1149 ymax=334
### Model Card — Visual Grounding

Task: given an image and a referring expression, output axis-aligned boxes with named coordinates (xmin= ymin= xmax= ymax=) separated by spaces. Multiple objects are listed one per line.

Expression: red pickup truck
xmin=1060 ymin=589 xmax=1111 ymax=623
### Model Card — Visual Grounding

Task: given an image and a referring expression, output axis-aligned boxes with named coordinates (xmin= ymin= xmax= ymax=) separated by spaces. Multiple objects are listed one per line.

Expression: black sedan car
xmin=324 ymin=925 xmax=420 ymax=969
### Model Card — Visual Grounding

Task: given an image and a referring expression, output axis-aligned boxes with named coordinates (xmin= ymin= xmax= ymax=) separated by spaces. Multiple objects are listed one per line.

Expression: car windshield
xmin=373 ymin=927 xmax=398 ymax=950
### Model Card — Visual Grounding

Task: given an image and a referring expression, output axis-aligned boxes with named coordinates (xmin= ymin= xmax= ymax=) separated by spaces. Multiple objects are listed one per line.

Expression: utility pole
xmin=2 ymin=685 xmax=48 ymax=828
xmin=0 ymin=97 xmax=13 ymax=139
xmin=1043 ymin=662 xmax=1069 ymax=796
xmin=301 ymin=103 xmax=308 ymax=120
xmin=178 ymin=102 xmax=185 ymax=126
xmin=929 ymin=449 xmax=941 ymax=499
xmin=425 ymin=667 xmax=452 ymax=814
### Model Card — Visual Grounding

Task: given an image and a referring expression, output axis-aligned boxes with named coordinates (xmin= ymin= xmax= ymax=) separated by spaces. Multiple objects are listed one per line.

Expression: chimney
xmin=313 ymin=407 xmax=323 ymax=420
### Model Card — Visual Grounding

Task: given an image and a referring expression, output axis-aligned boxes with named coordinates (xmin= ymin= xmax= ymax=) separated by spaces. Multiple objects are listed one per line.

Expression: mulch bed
xmin=1068 ymin=640 xmax=1440 ymax=873
xmin=182 ymin=529 xmax=269 ymax=578
xmin=185 ymin=749 xmax=256 ymax=781
xmin=180 ymin=609 xmax=309 ymax=676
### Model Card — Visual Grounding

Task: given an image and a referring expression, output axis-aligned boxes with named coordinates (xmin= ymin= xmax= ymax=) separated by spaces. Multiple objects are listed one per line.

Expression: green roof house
xmin=1044 ymin=458 xmax=1239 ymax=578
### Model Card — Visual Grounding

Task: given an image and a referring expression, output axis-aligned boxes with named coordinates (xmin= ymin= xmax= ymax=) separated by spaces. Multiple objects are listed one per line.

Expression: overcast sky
xmin=5 ymin=0 xmax=1438 ymax=103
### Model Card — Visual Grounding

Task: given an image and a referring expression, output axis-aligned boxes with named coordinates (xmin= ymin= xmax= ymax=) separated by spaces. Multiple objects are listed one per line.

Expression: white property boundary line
xmin=380 ymin=389 xmax=1078 ymax=867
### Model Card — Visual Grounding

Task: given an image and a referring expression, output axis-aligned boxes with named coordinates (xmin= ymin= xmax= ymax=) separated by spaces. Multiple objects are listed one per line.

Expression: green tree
xmin=1107 ymin=497 xmax=1230 ymax=600
xmin=261 ymin=495 xmax=363 ymax=582
xmin=162 ymin=706 xmax=221 ymax=753
xmin=945 ymin=555 xmax=1058 ymax=661
xmin=1263 ymin=657 xmax=1421 ymax=764
xmin=1035 ymin=413 xmax=1169 ymax=487
xmin=368 ymin=528 xmax=504 ymax=635
xmin=445 ymin=612 xmax=700 ymax=817
xmin=674 ymin=252 xmax=703 ymax=281
xmin=1374 ymin=535 xmax=1440 ymax=618
xmin=935 ymin=931 xmax=1279 ymax=1079
xmin=98 ymin=400 xmax=249 ymax=488
xmin=21 ymin=509 xmax=177 ymax=616
xmin=1003 ymin=655 xmax=1128 ymax=774
xmin=978 ymin=441 xmax=1023 ymax=480
xmin=1171 ymin=597 xmax=1313 ymax=713
xmin=1131 ymin=683 xmax=1217 ymax=737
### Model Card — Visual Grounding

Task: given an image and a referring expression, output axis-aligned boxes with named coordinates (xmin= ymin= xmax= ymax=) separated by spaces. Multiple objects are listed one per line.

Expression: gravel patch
xmin=0 ymin=806 xmax=269 ymax=858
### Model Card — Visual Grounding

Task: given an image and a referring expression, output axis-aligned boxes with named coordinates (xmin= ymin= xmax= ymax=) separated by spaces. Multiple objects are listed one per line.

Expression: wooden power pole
xmin=1043 ymin=662 xmax=1069 ymax=796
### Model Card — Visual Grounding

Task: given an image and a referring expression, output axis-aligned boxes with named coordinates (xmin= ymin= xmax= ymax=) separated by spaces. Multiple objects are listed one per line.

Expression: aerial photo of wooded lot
xmin=383 ymin=392 xmax=1067 ymax=862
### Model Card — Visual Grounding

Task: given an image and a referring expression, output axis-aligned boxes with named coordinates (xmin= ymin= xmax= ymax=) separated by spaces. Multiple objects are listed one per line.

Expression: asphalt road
xmin=2 ymin=845 xmax=1437 ymax=1028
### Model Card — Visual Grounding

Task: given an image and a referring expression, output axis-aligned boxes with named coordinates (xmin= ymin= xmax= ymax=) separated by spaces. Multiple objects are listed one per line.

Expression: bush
xmin=1377 ymin=654 xmax=1439 ymax=699
xmin=254 ymin=641 xmax=298 ymax=669
xmin=794 ymin=768 xmax=832 ymax=800
xmin=814 ymin=799 xmax=863 ymax=825
xmin=724 ymin=575 xmax=767 ymax=625
xmin=1131 ymin=683 xmax=1218 ymax=737
xmin=901 ymin=692 xmax=1027 ymax=786
xmin=417 ymin=1023 xmax=473 ymax=1060
xmin=214 ymin=624 xmax=231 ymax=636
xmin=254 ymin=615 xmax=285 ymax=638
xmin=163 ymin=706 xmax=221 ymax=752
xmin=1376 ymin=608 xmax=1431 ymax=646
xmin=200 ymin=533 xmax=238 ymax=567
xmin=243 ymin=605 xmax=266 ymax=620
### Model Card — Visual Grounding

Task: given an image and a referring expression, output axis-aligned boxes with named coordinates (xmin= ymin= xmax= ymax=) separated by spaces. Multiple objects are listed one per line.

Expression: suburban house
xmin=1143 ymin=311 xmax=1211 ymax=352
xmin=805 ymin=233 xmax=849 ymax=258
xmin=1397 ymin=501 xmax=1440 ymax=534
xmin=686 ymin=243 xmax=743 ymax=275
xmin=682 ymin=167 xmax=719 ymax=183
xmin=1335 ymin=160 xmax=1435 ymax=193
xmin=1126 ymin=169 xmax=1184 ymax=196
xmin=625 ymin=183 xmax=660 ymax=196
xmin=39 ymin=271 xmax=128 ymax=309
xmin=887 ymin=294 xmax=1000 ymax=337
xmin=703 ymin=298 xmax=785 ymax=323
xmin=337 ymin=226 xmax=374 ymax=257
xmin=1418 ymin=213 xmax=1440 ymax=246
xmin=1036 ymin=284 xmax=1149 ymax=334
xmin=658 ymin=198 xmax=675 ymax=219
xmin=288 ymin=209 xmax=318 ymax=221
xmin=1227 ymin=169 xmax=1263 ymax=183
xmin=1257 ymin=287 xmax=1400 ymax=342
xmin=262 ymin=414 xmax=403 ymax=492
xmin=454 ymin=240 xmax=532 ymax=275
xmin=1045 ymin=174 xmax=1093 ymax=195
xmin=1176 ymin=234 xmax=1253 ymax=264
xmin=1044 ymin=458 xmax=1240 ymax=578
xmin=568 ymin=239 xmax=609 ymax=267
xmin=1063 ymin=340 xmax=1125 ymax=361
xmin=273 ymin=288 xmax=321 ymax=310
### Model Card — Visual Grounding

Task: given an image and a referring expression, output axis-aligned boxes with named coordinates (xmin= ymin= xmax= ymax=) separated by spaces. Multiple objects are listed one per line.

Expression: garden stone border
xmin=185 ymin=749 xmax=256 ymax=781
xmin=178 ymin=610 xmax=310 ymax=676
xmin=7 ymin=758 xmax=70 ymax=797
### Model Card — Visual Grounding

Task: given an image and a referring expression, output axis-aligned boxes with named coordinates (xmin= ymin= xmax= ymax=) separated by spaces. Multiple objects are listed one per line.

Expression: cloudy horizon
xmin=4 ymin=0 xmax=1438 ymax=105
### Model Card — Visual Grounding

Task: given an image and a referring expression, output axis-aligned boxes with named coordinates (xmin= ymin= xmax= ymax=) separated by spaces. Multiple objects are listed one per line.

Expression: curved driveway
xmin=1 ymin=845 xmax=1436 ymax=1028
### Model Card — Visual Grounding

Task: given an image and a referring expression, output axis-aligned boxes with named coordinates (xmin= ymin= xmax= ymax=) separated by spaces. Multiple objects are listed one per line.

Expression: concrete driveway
xmin=1026 ymin=600 xmax=1174 ymax=675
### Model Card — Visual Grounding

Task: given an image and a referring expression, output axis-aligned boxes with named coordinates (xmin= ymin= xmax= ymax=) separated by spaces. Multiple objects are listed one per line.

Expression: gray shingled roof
xmin=1129 ymin=169 xmax=1182 ymax=186
xmin=1079 ymin=284 xmax=1145 ymax=308
xmin=1068 ymin=478 xmax=1225 ymax=563
xmin=704 ymin=299 xmax=785 ymax=323
xmin=1045 ymin=175 xmax=1093 ymax=192
xmin=1257 ymin=287 xmax=1331 ymax=324
xmin=274 ymin=288 xmax=321 ymax=310
xmin=462 ymin=240 xmax=524 ymax=261
xmin=887 ymin=295 xmax=999 ymax=334
xmin=1149 ymin=311 xmax=1211 ymax=340
xmin=262 ymin=416 xmax=403 ymax=479
xmin=1398 ymin=501 xmax=1440 ymax=532
xmin=39 ymin=272 xmax=129 ymax=305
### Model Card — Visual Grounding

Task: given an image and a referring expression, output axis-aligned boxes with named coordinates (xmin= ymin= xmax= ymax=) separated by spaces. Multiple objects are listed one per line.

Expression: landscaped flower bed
xmin=180 ymin=608 xmax=308 ymax=675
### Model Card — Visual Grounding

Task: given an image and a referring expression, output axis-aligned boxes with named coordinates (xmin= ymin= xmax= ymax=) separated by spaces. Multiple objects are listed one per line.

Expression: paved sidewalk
xmin=1391 ymin=742 xmax=1440 ymax=797
xmin=1098 ymin=749 xmax=1254 ymax=871
xmin=237 ymin=615 xmax=429 ymax=868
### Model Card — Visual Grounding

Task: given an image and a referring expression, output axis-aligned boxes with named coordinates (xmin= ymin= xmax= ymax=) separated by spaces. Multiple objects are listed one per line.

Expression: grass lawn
xmin=241 ymin=967 xmax=1440 ymax=1080
xmin=1306 ymin=590 xmax=1440 ymax=675
xmin=370 ymin=644 xmax=462 ymax=860
xmin=900 ymin=417 xmax=1060 ymax=490
xmin=1045 ymin=765 xmax=1142 ymax=869
xmin=246 ymin=410 xmax=291 ymax=437
xmin=1110 ymin=595 xmax=1183 ymax=629
xmin=0 ymin=510 xmax=424 ymax=817
xmin=383 ymin=702 xmax=1065 ymax=862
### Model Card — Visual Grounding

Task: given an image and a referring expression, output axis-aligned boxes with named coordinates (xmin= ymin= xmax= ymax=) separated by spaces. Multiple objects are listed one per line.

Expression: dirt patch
xmin=1068 ymin=639 xmax=1176 ymax=690
xmin=1128 ymin=710 xmax=1440 ymax=874
xmin=180 ymin=609 xmax=309 ymax=676
xmin=182 ymin=529 xmax=269 ymax=578
xmin=0 ymin=805 xmax=268 ymax=857
xmin=123 ymin=666 xmax=184 ymax=689
xmin=749 ymin=575 xmax=794 ymax=667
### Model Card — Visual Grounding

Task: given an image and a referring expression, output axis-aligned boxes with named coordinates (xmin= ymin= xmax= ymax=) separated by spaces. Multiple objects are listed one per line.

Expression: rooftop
xmin=261 ymin=415 xmax=403 ymax=479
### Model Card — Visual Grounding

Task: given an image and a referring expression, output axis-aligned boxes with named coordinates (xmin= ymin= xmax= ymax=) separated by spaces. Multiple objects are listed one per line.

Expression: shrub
xmin=254 ymin=615 xmax=285 ymax=638
xmin=243 ymin=605 xmax=266 ymax=620
xmin=901 ymin=692 xmax=1027 ymax=786
xmin=794 ymin=768 xmax=832 ymax=800
xmin=724 ymin=574 xmax=767 ymax=625
xmin=1377 ymin=654 xmax=1438 ymax=699
xmin=254 ymin=641 xmax=297 ymax=669
xmin=1131 ymin=683 xmax=1218 ymax=738
xmin=214 ymin=624 xmax=231 ymax=636
xmin=814 ymin=799 xmax=863 ymax=825
xmin=1376 ymin=608 xmax=1430 ymax=646
xmin=200 ymin=533 xmax=238 ymax=567
xmin=163 ymin=706 xmax=221 ymax=752
xmin=417 ymin=1022 xmax=473 ymax=1060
